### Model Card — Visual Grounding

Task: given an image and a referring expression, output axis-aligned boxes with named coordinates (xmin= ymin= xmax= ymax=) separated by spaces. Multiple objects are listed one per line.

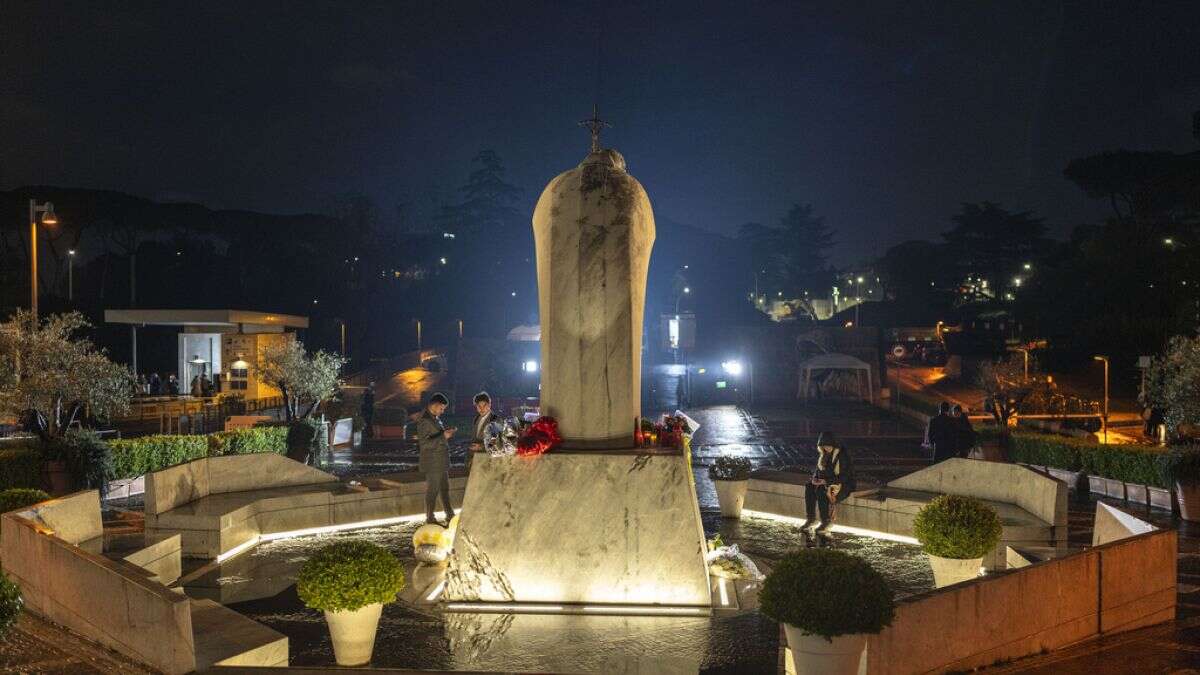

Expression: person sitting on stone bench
xmin=801 ymin=431 xmax=856 ymax=537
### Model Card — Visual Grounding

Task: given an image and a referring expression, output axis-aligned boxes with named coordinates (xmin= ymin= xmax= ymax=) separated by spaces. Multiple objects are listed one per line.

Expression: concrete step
xmin=191 ymin=598 xmax=288 ymax=670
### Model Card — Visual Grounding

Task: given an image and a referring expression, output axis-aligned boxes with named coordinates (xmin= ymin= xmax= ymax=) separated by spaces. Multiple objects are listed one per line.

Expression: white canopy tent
xmin=798 ymin=352 xmax=875 ymax=403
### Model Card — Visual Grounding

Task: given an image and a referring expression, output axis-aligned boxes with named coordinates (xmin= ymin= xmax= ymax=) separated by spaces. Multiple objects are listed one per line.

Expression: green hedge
xmin=209 ymin=427 xmax=289 ymax=456
xmin=0 ymin=448 xmax=43 ymax=491
xmin=108 ymin=435 xmax=209 ymax=480
xmin=1004 ymin=431 xmax=1168 ymax=488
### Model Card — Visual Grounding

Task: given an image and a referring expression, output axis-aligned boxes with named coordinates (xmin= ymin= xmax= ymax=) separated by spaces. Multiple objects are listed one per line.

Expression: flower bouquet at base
xmin=516 ymin=416 xmax=562 ymax=456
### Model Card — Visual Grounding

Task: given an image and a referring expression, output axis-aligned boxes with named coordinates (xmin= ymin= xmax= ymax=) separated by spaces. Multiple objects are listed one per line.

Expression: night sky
xmin=4 ymin=1 xmax=1199 ymax=263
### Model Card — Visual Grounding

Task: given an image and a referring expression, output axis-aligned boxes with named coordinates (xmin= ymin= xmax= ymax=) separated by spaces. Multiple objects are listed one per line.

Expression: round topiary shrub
xmin=297 ymin=540 xmax=406 ymax=613
xmin=912 ymin=494 xmax=1003 ymax=560
xmin=708 ymin=456 xmax=753 ymax=481
xmin=0 ymin=488 xmax=50 ymax=514
xmin=0 ymin=573 xmax=23 ymax=638
xmin=759 ymin=548 xmax=895 ymax=639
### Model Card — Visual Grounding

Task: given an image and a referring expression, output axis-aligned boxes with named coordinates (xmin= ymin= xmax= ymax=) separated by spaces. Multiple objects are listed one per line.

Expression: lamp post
xmin=67 ymin=249 xmax=76 ymax=302
xmin=1015 ymin=347 xmax=1030 ymax=379
xmin=28 ymin=200 xmax=58 ymax=326
xmin=1093 ymin=355 xmax=1109 ymax=444
xmin=416 ymin=319 xmax=422 ymax=352
xmin=675 ymin=286 xmax=690 ymax=315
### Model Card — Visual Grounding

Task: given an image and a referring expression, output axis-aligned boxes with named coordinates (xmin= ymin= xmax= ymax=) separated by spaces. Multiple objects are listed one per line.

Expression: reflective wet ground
xmin=204 ymin=403 xmax=937 ymax=673
xmin=219 ymin=509 xmax=932 ymax=673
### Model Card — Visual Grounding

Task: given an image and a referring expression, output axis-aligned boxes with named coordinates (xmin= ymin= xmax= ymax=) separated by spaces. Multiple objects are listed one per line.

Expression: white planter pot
xmin=714 ymin=479 xmax=749 ymax=518
xmin=1177 ymin=480 xmax=1200 ymax=523
xmin=927 ymin=554 xmax=982 ymax=588
xmin=324 ymin=602 xmax=383 ymax=666
xmin=783 ymin=626 xmax=866 ymax=675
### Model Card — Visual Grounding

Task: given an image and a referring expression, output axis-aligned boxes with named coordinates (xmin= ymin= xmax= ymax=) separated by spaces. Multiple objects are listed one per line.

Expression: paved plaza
xmin=2 ymin=401 xmax=1198 ymax=673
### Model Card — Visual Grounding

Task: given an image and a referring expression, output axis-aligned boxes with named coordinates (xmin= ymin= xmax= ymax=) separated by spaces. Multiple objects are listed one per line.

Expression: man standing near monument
xmin=468 ymin=391 xmax=499 ymax=471
xmin=417 ymin=392 xmax=456 ymax=525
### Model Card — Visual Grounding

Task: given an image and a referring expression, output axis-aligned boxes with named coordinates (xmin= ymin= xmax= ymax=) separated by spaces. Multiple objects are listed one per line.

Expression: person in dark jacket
xmin=925 ymin=401 xmax=956 ymax=463
xmin=468 ymin=391 xmax=500 ymax=472
xmin=416 ymin=393 xmax=456 ymax=525
xmin=360 ymin=382 xmax=376 ymax=438
xmin=951 ymin=404 xmax=976 ymax=458
xmin=801 ymin=431 xmax=856 ymax=537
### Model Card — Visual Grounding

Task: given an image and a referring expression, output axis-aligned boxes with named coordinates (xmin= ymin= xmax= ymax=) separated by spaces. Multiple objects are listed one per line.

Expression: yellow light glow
xmin=740 ymin=509 xmax=920 ymax=545
xmin=425 ymin=580 xmax=446 ymax=602
xmin=717 ymin=577 xmax=730 ymax=606
xmin=443 ymin=602 xmax=709 ymax=616
xmin=215 ymin=512 xmax=430 ymax=563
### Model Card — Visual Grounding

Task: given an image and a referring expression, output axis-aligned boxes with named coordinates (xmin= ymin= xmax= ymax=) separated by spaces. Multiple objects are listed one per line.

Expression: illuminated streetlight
xmin=68 ymin=249 xmax=76 ymax=302
xmin=1023 ymin=263 xmax=1032 ymax=270
xmin=439 ymin=257 xmax=447 ymax=265
xmin=1093 ymin=355 xmax=1109 ymax=444
xmin=1013 ymin=277 xmax=1022 ymax=286
xmin=27 ymin=200 xmax=58 ymax=324
xmin=856 ymin=276 xmax=863 ymax=283
xmin=1164 ymin=238 xmax=1174 ymax=246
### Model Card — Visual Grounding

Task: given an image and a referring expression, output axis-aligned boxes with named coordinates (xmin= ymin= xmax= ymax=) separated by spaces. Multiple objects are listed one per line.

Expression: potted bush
xmin=0 ymin=573 xmax=22 ymax=638
xmin=297 ymin=540 xmax=405 ymax=666
xmin=759 ymin=548 xmax=895 ymax=675
xmin=709 ymin=456 xmax=753 ymax=518
xmin=1159 ymin=446 xmax=1200 ymax=522
xmin=912 ymin=495 xmax=1002 ymax=588
xmin=64 ymin=430 xmax=114 ymax=499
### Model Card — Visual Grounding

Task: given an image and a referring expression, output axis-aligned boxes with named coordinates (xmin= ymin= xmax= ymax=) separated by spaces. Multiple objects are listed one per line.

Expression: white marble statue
xmin=531 ymin=137 xmax=655 ymax=448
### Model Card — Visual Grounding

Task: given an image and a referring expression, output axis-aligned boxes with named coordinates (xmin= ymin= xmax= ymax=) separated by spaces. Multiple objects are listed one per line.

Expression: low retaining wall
xmin=1 ymin=492 xmax=198 ymax=673
xmin=863 ymin=527 xmax=1176 ymax=674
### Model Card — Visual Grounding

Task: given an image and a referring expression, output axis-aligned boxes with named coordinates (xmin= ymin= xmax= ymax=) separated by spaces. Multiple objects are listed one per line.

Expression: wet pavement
xmin=200 ymin=402 xmax=938 ymax=673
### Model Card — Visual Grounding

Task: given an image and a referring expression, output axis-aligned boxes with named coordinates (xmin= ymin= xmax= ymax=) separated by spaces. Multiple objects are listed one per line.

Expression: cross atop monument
xmin=578 ymin=104 xmax=611 ymax=153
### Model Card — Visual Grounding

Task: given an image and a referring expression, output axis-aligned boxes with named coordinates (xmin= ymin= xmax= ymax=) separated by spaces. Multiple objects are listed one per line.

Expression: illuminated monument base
xmin=443 ymin=450 xmax=711 ymax=610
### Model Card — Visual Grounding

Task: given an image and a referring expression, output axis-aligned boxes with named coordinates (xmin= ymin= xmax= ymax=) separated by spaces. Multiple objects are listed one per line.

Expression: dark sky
xmin=4 ymin=1 xmax=1199 ymax=263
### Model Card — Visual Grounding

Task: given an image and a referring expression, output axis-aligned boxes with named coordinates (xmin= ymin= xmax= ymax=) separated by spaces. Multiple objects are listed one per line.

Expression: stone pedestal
xmin=444 ymin=450 xmax=711 ymax=608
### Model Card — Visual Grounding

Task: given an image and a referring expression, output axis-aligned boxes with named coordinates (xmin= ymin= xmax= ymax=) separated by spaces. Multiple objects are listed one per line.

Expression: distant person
xmin=361 ymin=382 xmax=376 ymax=438
xmin=800 ymin=431 xmax=856 ymax=537
xmin=952 ymin=404 xmax=976 ymax=458
xmin=190 ymin=375 xmax=203 ymax=397
xmin=167 ymin=373 xmax=180 ymax=396
xmin=1143 ymin=406 xmax=1165 ymax=441
xmin=416 ymin=393 xmax=456 ymax=525
xmin=925 ymin=401 xmax=956 ymax=463
xmin=148 ymin=372 xmax=162 ymax=396
xmin=200 ymin=373 xmax=214 ymax=397
xmin=469 ymin=391 xmax=500 ymax=472
xmin=137 ymin=373 xmax=148 ymax=396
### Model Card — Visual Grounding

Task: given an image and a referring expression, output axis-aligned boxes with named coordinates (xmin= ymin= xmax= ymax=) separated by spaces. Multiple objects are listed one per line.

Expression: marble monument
xmin=444 ymin=111 xmax=710 ymax=609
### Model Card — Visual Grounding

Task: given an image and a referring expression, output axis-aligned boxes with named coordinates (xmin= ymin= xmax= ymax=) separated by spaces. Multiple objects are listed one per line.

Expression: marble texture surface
xmin=1092 ymin=501 xmax=1157 ymax=546
xmin=532 ymin=148 xmax=655 ymax=448
xmin=443 ymin=451 xmax=710 ymax=607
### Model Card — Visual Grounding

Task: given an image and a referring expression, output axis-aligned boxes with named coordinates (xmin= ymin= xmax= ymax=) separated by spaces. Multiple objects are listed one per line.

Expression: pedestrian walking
xmin=952 ymin=404 xmax=976 ymax=458
xmin=925 ymin=401 xmax=956 ymax=463
xmin=416 ymin=393 xmax=456 ymax=525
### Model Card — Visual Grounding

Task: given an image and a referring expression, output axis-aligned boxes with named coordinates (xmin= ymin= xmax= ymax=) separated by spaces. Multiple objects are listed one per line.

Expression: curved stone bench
xmin=745 ymin=458 xmax=1068 ymax=569
xmin=144 ymin=453 xmax=465 ymax=559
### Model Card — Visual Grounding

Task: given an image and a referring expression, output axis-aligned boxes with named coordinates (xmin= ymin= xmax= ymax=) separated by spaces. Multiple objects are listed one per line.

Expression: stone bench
xmin=1 ymin=491 xmax=287 ymax=673
xmin=746 ymin=458 xmax=1068 ymax=569
xmin=144 ymin=454 xmax=466 ymax=559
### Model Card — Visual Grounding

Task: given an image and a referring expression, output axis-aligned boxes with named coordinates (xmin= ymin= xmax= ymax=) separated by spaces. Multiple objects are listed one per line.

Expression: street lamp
xmin=675 ymin=286 xmax=690 ymax=315
xmin=28 ymin=200 xmax=58 ymax=325
xmin=68 ymin=249 xmax=76 ymax=302
xmin=1093 ymin=355 xmax=1109 ymax=444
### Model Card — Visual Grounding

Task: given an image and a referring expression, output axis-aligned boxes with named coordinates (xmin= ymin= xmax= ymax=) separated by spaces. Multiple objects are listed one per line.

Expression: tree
xmin=737 ymin=204 xmax=835 ymax=299
xmin=941 ymin=202 xmax=1047 ymax=292
xmin=0 ymin=311 xmax=134 ymax=442
xmin=1064 ymin=150 xmax=1200 ymax=224
xmin=259 ymin=340 xmax=347 ymax=421
xmin=1141 ymin=334 xmax=1200 ymax=440
xmin=976 ymin=356 xmax=1047 ymax=448
xmin=456 ymin=149 xmax=522 ymax=236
